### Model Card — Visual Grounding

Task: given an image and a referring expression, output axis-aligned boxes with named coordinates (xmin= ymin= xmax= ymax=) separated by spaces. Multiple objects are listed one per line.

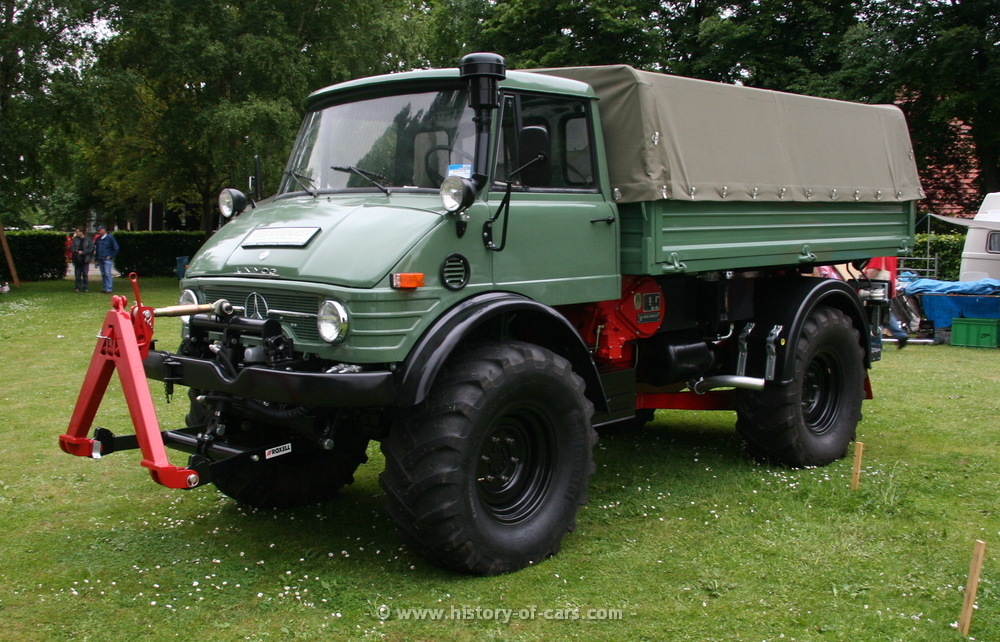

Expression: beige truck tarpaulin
xmin=529 ymin=65 xmax=924 ymax=205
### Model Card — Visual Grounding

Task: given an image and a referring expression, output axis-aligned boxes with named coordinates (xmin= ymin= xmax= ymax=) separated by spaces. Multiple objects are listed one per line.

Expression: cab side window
xmin=493 ymin=93 xmax=596 ymax=190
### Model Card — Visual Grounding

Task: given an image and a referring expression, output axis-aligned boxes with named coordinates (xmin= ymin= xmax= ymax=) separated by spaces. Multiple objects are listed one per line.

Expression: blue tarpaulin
xmin=902 ymin=279 xmax=1000 ymax=328
xmin=900 ymin=278 xmax=1000 ymax=296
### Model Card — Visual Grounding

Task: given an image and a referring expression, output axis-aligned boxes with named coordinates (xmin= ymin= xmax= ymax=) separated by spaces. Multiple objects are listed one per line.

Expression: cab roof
xmin=306 ymin=68 xmax=595 ymax=108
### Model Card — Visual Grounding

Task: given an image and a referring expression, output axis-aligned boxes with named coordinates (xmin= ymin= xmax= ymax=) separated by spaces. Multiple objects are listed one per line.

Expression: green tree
xmin=471 ymin=0 xmax=663 ymax=69
xmin=423 ymin=0 xmax=487 ymax=67
xmin=442 ymin=1 xmax=865 ymax=87
xmin=76 ymin=0 xmax=427 ymax=231
xmin=0 ymin=0 xmax=101 ymax=225
xmin=858 ymin=0 xmax=1000 ymax=215
xmin=659 ymin=1 xmax=864 ymax=95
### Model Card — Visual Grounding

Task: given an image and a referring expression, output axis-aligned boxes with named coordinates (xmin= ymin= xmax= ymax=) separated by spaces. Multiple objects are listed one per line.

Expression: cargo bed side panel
xmin=620 ymin=201 xmax=914 ymax=275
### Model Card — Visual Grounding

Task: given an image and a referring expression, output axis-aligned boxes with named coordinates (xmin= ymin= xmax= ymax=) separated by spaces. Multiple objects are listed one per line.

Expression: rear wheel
xmin=380 ymin=341 xmax=596 ymax=575
xmin=736 ymin=305 xmax=864 ymax=467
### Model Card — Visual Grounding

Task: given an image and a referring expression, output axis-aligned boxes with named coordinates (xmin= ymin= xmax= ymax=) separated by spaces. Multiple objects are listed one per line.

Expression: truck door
xmin=487 ymin=92 xmax=620 ymax=305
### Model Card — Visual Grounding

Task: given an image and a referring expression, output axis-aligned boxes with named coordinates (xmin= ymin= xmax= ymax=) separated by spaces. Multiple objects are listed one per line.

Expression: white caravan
xmin=931 ymin=192 xmax=1000 ymax=281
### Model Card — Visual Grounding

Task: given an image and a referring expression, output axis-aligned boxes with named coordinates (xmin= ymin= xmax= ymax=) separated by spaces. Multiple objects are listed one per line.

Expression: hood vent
xmin=441 ymin=253 xmax=470 ymax=290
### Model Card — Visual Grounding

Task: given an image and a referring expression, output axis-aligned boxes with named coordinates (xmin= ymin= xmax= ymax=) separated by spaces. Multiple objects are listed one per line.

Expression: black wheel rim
xmin=801 ymin=350 xmax=842 ymax=434
xmin=476 ymin=405 xmax=555 ymax=524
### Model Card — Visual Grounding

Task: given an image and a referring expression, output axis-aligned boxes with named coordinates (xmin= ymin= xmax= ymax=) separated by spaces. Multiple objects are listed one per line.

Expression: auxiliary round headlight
xmin=317 ymin=300 xmax=349 ymax=344
xmin=219 ymin=188 xmax=247 ymax=219
xmin=439 ymin=176 xmax=476 ymax=213
xmin=178 ymin=288 xmax=199 ymax=325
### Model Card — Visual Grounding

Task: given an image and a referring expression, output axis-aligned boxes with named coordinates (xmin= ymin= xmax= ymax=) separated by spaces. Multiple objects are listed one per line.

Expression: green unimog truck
xmin=64 ymin=54 xmax=922 ymax=575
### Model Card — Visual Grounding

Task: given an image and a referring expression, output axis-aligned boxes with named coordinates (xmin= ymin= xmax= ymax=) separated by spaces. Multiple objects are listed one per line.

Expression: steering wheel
xmin=424 ymin=145 xmax=475 ymax=187
xmin=565 ymin=161 xmax=592 ymax=184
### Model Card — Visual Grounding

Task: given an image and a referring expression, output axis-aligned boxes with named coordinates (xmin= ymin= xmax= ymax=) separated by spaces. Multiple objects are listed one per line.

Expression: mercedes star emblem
xmin=245 ymin=292 xmax=269 ymax=320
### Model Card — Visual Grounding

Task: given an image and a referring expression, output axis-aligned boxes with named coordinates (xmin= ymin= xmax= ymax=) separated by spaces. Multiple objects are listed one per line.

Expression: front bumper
xmin=143 ymin=350 xmax=397 ymax=408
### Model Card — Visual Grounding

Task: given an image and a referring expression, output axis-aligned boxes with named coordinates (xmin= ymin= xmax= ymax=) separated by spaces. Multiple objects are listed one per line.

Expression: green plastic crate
xmin=950 ymin=318 xmax=1000 ymax=348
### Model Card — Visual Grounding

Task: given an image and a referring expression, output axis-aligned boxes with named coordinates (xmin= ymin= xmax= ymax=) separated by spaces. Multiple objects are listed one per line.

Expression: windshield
xmin=280 ymin=88 xmax=476 ymax=194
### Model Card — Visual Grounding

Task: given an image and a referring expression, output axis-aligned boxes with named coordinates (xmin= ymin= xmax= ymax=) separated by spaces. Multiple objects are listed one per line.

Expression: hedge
xmin=114 ymin=231 xmax=210 ymax=278
xmin=0 ymin=230 xmax=209 ymax=282
xmin=0 ymin=231 xmax=70 ymax=282
xmin=913 ymin=232 xmax=965 ymax=282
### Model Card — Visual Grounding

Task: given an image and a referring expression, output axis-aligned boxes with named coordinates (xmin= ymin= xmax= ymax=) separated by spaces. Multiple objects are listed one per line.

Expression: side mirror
xmin=250 ymin=154 xmax=263 ymax=201
xmin=517 ymin=126 xmax=551 ymax=187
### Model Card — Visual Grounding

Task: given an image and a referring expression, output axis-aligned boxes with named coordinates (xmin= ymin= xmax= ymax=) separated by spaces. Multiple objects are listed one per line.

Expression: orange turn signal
xmin=391 ymin=273 xmax=425 ymax=289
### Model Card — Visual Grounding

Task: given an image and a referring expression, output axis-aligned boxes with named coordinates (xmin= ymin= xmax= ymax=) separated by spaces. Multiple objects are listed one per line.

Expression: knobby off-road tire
xmin=380 ymin=341 xmax=597 ymax=575
xmin=187 ymin=393 xmax=369 ymax=509
xmin=736 ymin=305 xmax=864 ymax=467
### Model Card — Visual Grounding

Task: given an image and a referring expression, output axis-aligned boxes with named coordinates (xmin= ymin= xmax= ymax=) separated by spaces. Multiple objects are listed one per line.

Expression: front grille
xmin=202 ymin=286 xmax=321 ymax=343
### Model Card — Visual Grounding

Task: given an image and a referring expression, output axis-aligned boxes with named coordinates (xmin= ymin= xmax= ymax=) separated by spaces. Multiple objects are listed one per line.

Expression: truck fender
xmin=395 ymin=292 xmax=608 ymax=412
xmin=749 ymin=277 xmax=871 ymax=383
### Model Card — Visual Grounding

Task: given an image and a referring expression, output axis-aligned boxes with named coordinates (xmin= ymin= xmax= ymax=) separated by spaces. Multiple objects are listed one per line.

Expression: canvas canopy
xmin=530 ymin=65 xmax=924 ymax=204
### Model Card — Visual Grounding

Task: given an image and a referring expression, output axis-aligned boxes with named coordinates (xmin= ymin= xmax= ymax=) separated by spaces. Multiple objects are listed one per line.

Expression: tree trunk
xmin=200 ymin=192 xmax=216 ymax=232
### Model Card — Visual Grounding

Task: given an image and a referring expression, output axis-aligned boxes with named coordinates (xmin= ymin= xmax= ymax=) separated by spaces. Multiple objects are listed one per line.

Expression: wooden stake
xmin=959 ymin=540 xmax=987 ymax=636
xmin=850 ymin=441 xmax=864 ymax=491
xmin=0 ymin=225 xmax=20 ymax=288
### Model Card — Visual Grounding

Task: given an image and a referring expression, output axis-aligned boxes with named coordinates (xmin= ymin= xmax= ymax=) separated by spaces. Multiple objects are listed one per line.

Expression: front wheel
xmin=380 ymin=341 xmax=596 ymax=575
xmin=736 ymin=305 xmax=864 ymax=467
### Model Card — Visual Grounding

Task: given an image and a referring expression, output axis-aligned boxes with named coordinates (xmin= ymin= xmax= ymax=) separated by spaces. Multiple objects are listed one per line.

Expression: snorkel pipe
xmin=459 ymin=53 xmax=506 ymax=190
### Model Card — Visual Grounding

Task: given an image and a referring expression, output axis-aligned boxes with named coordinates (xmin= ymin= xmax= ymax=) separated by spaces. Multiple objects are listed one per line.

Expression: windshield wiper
xmin=332 ymin=165 xmax=390 ymax=195
xmin=284 ymin=170 xmax=317 ymax=197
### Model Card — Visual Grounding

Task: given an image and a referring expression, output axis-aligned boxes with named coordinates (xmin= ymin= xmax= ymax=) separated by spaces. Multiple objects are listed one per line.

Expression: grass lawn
xmin=0 ymin=277 xmax=997 ymax=640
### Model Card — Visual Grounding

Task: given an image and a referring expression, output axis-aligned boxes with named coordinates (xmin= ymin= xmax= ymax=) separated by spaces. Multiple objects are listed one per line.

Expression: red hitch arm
xmin=59 ymin=276 xmax=207 ymax=489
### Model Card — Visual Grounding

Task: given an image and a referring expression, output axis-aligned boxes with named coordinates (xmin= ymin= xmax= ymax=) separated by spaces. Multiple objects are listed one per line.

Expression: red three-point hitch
xmin=58 ymin=274 xmax=219 ymax=489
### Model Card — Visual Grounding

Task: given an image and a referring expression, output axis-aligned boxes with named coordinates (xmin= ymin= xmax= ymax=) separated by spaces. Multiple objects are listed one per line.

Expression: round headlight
xmin=439 ymin=176 xmax=476 ymax=213
xmin=219 ymin=188 xmax=247 ymax=219
xmin=178 ymin=288 xmax=199 ymax=325
xmin=317 ymin=300 xmax=349 ymax=344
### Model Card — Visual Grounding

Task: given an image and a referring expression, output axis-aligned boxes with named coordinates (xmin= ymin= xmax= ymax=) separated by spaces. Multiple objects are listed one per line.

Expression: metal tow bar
xmin=58 ymin=273 xmax=229 ymax=489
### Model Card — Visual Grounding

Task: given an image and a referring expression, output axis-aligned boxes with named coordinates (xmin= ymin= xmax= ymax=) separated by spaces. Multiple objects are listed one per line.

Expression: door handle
xmin=589 ymin=216 xmax=616 ymax=225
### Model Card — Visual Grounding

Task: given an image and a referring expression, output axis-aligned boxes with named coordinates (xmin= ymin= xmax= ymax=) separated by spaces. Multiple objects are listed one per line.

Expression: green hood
xmin=187 ymin=195 xmax=444 ymax=288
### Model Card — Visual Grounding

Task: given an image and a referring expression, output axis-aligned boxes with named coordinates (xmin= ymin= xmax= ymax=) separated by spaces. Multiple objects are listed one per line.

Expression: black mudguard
xmin=395 ymin=292 xmax=608 ymax=412
xmin=745 ymin=277 xmax=871 ymax=383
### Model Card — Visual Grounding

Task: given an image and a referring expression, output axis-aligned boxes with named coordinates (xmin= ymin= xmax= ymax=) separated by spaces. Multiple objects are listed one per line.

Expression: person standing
xmin=69 ymin=228 xmax=94 ymax=292
xmin=865 ymin=256 xmax=908 ymax=348
xmin=93 ymin=224 xmax=120 ymax=294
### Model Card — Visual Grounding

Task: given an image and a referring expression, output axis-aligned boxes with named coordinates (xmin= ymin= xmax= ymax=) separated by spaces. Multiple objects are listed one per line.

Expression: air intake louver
xmin=441 ymin=253 xmax=470 ymax=290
